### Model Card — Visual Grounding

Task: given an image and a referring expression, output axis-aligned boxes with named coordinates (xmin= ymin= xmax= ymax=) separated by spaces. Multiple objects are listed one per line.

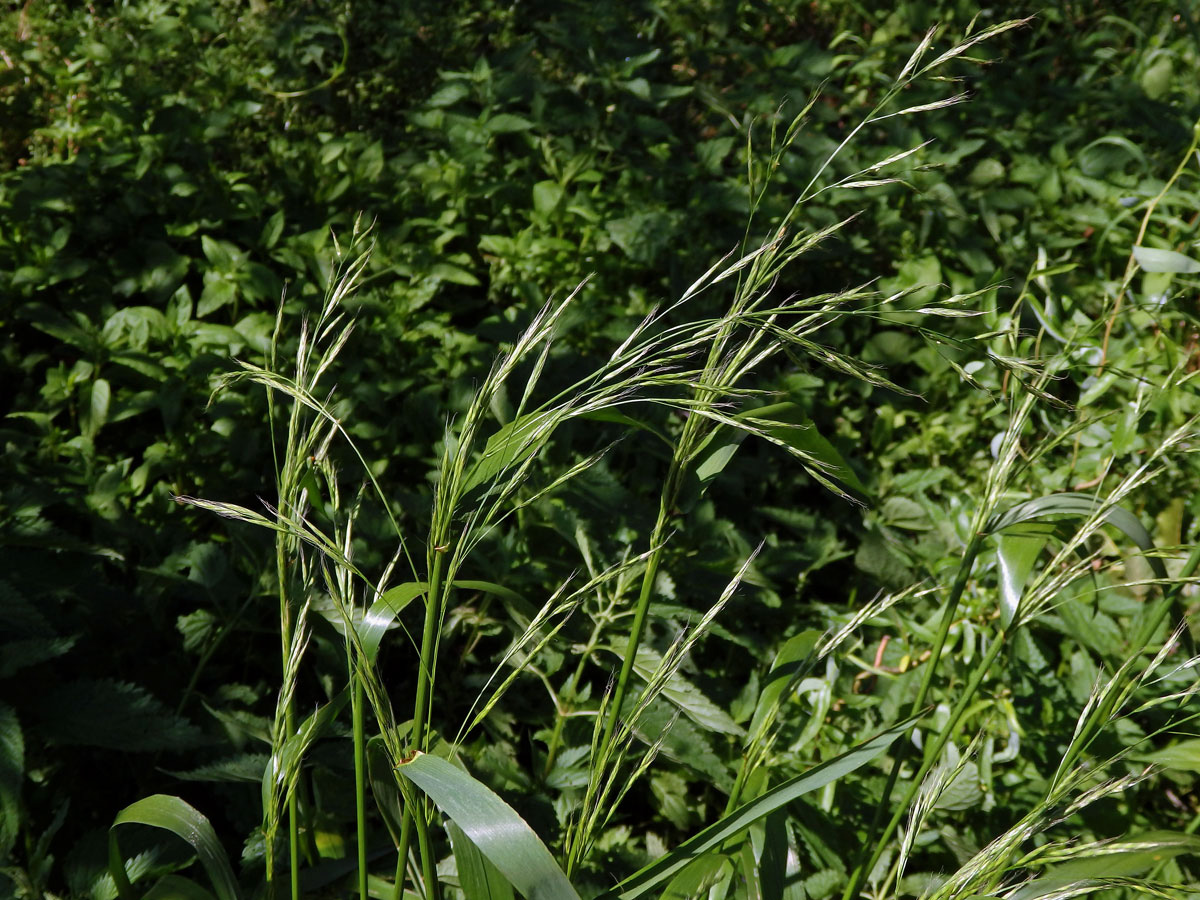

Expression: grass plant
xmin=95 ymin=16 xmax=1200 ymax=900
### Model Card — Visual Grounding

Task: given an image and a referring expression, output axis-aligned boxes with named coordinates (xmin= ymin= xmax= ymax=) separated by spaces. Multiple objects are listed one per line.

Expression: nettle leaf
xmin=1131 ymin=245 xmax=1200 ymax=274
xmin=0 ymin=635 xmax=77 ymax=678
xmin=396 ymin=753 xmax=580 ymax=900
xmin=166 ymin=754 xmax=268 ymax=784
xmin=615 ymin=641 xmax=742 ymax=736
xmin=631 ymin=699 xmax=730 ymax=789
xmin=39 ymin=679 xmax=204 ymax=752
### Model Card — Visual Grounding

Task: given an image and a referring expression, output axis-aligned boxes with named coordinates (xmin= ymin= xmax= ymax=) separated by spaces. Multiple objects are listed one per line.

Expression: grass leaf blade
xmin=396 ymin=752 xmax=581 ymax=900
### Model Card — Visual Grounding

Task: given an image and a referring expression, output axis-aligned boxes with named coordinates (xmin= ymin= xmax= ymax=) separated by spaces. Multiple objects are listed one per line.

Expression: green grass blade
xmin=603 ymin=716 xmax=916 ymax=900
xmin=986 ymin=492 xmax=1166 ymax=579
xmin=994 ymin=522 xmax=1055 ymax=627
xmin=447 ymin=818 xmax=516 ymax=900
xmin=108 ymin=794 xmax=241 ymax=900
xmin=395 ymin=752 xmax=581 ymax=900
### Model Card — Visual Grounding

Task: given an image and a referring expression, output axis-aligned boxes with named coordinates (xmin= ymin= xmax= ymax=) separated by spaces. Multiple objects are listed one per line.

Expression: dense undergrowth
xmin=2 ymin=2 xmax=1200 ymax=899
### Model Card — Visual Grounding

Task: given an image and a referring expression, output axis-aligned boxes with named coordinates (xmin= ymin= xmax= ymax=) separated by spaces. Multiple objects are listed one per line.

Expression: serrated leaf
xmin=166 ymin=754 xmax=268 ymax=784
xmin=0 ymin=635 xmax=76 ymax=678
xmin=1132 ymin=245 xmax=1200 ymax=274
xmin=0 ymin=702 xmax=22 ymax=856
xmin=632 ymin=699 xmax=730 ymax=789
xmin=39 ymin=679 xmax=203 ymax=752
xmin=109 ymin=795 xmax=241 ymax=900
xmin=620 ymin=642 xmax=742 ymax=736
xmin=396 ymin=753 xmax=581 ymax=900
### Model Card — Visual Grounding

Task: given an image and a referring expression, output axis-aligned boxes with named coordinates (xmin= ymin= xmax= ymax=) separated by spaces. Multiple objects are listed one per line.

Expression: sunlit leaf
xmin=396 ymin=753 xmax=581 ymax=900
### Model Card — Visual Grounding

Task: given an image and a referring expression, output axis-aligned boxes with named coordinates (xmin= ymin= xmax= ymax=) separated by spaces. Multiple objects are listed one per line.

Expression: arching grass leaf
xmin=994 ymin=522 xmax=1055 ymax=627
xmin=108 ymin=795 xmax=240 ymax=900
xmin=985 ymin=493 xmax=1165 ymax=579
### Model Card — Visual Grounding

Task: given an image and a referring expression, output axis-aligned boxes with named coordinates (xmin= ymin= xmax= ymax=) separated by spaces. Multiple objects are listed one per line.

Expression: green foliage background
xmin=2 ymin=1 xmax=1199 ymax=898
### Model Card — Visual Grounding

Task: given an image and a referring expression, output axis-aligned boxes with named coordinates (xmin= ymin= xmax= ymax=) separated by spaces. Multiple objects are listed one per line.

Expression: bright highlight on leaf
xmin=395 ymin=753 xmax=581 ymax=900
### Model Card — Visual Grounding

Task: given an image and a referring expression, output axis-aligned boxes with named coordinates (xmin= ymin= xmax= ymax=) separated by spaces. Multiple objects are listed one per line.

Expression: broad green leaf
xmin=263 ymin=694 xmax=347 ymax=817
xmin=1131 ymin=245 xmax=1200 ymax=274
xmin=395 ymin=753 xmax=581 ymax=900
xmin=82 ymin=377 xmax=111 ymax=440
xmin=994 ymin=522 xmax=1055 ymax=627
xmin=448 ymin=818 xmax=516 ymax=900
xmin=485 ymin=113 xmax=535 ymax=134
xmin=757 ymin=810 xmax=789 ymax=900
xmin=985 ymin=493 xmax=1165 ymax=580
xmin=362 ymin=582 xmax=427 ymax=662
xmin=579 ymin=409 xmax=672 ymax=447
xmin=695 ymin=438 xmax=741 ymax=485
xmin=743 ymin=404 xmax=867 ymax=498
xmin=361 ymin=580 xmax=528 ymax=662
xmin=603 ymin=717 xmax=915 ymax=900
xmin=109 ymin=795 xmax=241 ymax=900
xmin=533 ymin=181 xmax=564 ymax=216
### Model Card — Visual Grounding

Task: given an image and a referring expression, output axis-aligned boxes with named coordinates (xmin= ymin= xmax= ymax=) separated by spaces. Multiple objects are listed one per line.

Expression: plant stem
xmin=596 ymin=495 xmax=674 ymax=763
xmin=1099 ymin=116 xmax=1200 ymax=369
xmin=354 ymin=675 xmax=368 ymax=900
xmin=843 ymin=534 xmax=984 ymax=900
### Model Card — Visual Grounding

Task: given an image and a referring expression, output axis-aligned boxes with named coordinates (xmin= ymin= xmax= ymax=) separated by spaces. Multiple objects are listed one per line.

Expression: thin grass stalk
xmin=1099 ymin=117 xmax=1200 ymax=368
xmin=841 ymin=535 xmax=985 ymax=899
xmin=844 ymin=376 xmax=1048 ymax=899
xmin=353 ymin=675 xmax=368 ymax=900
xmin=861 ymin=626 xmax=1009 ymax=895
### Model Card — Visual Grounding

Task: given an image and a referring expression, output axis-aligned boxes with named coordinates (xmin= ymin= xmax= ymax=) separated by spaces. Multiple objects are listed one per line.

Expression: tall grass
xmin=119 ymin=16 xmax=1200 ymax=900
